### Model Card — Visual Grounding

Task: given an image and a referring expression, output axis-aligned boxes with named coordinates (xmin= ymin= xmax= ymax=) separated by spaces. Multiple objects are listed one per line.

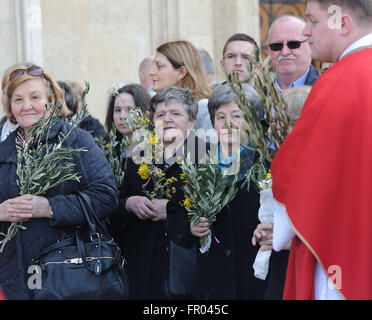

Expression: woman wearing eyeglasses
xmin=149 ymin=40 xmax=214 ymax=133
xmin=0 ymin=64 xmax=119 ymax=299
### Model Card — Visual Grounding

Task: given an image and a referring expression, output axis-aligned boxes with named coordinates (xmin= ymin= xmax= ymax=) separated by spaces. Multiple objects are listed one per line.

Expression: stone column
xmin=12 ymin=0 xmax=43 ymax=66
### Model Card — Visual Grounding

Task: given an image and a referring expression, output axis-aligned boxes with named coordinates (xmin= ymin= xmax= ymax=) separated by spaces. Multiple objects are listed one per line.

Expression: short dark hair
xmin=105 ymin=83 xmax=151 ymax=134
xmin=208 ymin=83 xmax=264 ymax=127
xmin=57 ymin=80 xmax=79 ymax=116
xmin=150 ymin=86 xmax=198 ymax=122
xmin=222 ymin=33 xmax=259 ymax=56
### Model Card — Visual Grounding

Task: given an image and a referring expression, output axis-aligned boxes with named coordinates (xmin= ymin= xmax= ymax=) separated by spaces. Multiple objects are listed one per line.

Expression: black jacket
xmin=111 ymin=135 xmax=208 ymax=299
xmin=79 ymin=114 xmax=106 ymax=139
xmin=191 ymin=147 xmax=268 ymax=300
xmin=0 ymin=119 xmax=119 ymax=299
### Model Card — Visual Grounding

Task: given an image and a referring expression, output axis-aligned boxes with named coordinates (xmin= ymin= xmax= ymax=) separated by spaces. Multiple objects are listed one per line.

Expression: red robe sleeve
xmin=271 ymin=48 xmax=372 ymax=300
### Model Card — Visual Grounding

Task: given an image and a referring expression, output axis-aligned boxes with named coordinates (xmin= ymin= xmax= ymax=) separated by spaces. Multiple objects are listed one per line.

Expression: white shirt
xmin=339 ymin=33 xmax=372 ymax=60
xmin=1 ymin=119 xmax=19 ymax=142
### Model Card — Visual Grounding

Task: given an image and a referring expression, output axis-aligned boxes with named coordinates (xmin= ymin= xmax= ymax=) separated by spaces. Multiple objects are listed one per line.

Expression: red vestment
xmin=271 ymin=48 xmax=372 ymax=300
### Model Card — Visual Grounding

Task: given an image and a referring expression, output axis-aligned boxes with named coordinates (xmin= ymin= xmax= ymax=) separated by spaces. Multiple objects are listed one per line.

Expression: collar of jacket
xmin=0 ymin=129 xmax=17 ymax=163
xmin=0 ymin=119 xmax=67 ymax=164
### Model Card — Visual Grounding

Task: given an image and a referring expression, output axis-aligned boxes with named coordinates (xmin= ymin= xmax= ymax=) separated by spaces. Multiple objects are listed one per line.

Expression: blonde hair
xmin=281 ymin=85 xmax=312 ymax=125
xmin=5 ymin=64 xmax=70 ymax=124
xmin=156 ymin=40 xmax=212 ymax=101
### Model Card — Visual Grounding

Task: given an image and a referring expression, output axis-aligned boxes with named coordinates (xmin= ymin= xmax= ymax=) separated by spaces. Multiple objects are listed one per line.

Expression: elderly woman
xmin=190 ymin=83 xmax=268 ymax=300
xmin=0 ymin=64 xmax=34 ymax=141
xmin=0 ymin=64 xmax=118 ymax=300
xmin=114 ymin=86 xmax=208 ymax=299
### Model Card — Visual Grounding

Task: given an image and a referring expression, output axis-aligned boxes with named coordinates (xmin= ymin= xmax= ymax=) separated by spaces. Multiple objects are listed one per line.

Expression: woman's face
xmin=153 ymin=99 xmax=194 ymax=147
xmin=149 ymin=52 xmax=180 ymax=92
xmin=11 ymin=78 xmax=50 ymax=132
xmin=214 ymin=101 xmax=248 ymax=152
xmin=113 ymin=92 xmax=136 ymax=136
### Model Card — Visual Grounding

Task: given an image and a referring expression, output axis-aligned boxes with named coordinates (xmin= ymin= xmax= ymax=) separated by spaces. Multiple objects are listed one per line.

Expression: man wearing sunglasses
xmin=268 ymin=15 xmax=319 ymax=91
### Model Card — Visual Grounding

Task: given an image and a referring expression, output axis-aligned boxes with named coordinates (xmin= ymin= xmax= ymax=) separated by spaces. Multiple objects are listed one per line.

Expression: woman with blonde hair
xmin=0 ymin=63 xmax=37 ymax=141
xmin=149 ymin=40 xmax=214 ymax=131
xmin=0 ymin=64 xmax=118 ymax=299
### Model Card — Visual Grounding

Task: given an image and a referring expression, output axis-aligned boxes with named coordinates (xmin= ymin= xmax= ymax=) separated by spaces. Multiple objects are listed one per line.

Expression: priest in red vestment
xmin=271 ymin=0 xmax=372 ymax=300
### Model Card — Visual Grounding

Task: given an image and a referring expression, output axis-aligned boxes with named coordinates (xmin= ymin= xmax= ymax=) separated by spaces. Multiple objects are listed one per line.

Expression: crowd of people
xmin=0 ymin=0 xmax=372 ymax=300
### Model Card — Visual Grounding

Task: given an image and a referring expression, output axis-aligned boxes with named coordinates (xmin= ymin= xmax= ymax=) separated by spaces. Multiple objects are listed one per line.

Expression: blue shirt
xmin=274 ymin=67 xmax=310 ymax=91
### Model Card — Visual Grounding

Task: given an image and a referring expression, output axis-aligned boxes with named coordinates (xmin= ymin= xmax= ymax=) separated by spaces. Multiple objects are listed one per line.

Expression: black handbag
xmin=167 ymin=240 xmax=197 ymax=297
xmin=32 ymin=191 xmax=128 ymax=300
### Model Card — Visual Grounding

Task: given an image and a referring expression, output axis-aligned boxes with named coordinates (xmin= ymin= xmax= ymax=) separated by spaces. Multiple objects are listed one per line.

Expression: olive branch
xmin=0 ymin=83 xmax=91 ymax=252
xmin=95 ymin=126 xmax=130 ymax=187
xmin=181 ymin=151 xmax=238 ymax=252
xmin=227 ymin=50 xmax=290 ymax=190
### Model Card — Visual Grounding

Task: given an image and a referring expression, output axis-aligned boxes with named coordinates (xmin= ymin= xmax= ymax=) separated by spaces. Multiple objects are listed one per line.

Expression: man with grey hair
xmin=268 ymin=14 xmax=319 ymax=91
xmin=197 ymin=47 xmax=217 ymax=87
xmin=271 ymin=0 xmax=372 ymax=300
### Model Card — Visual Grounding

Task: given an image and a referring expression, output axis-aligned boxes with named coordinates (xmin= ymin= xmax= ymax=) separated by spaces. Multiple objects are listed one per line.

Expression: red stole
xmin=0 ymin=287 xmax=5 ymax=300
xmin=271 ymin=48 xmax=372 ymax=300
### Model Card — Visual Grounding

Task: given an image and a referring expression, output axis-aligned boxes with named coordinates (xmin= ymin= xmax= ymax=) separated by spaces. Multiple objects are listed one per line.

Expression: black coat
xmin=112 ymin=136 xmax=208 ymax=300
xmin=188 ymin=147 xmax=268 ymax=300
xmin=0 ymin=119 xmax=119 ymax=300
xmin=193 ymin=183 xmax=268 ymax=300
xmin=79 ymin=114 xmax=106 ymax=139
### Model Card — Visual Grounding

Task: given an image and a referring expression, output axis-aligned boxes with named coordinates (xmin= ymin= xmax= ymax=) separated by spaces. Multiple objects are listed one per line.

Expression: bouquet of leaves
xmin=181 ymin=152 xmax=238 ymax=252
xmin=0 ymin=84 xmax=90 ymax=253
xmin=126 ymin=109 xmax=178 ymax=200
xmin=95 ymin=126 xmax=130 ymax=187
xmin=227 ymin=49 xmax=290 ymax=191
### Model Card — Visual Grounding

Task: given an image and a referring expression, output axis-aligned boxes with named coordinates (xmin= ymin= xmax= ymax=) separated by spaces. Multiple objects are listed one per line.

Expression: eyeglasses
xmin=268 ymin=39 xmax=308 ymax=51
xmin=9 ymin=66 xmax=44 ymax=81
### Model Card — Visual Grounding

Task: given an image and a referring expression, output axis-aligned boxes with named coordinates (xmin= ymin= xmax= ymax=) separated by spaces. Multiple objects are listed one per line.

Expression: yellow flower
xmin=149 ymin=132 xmax=157 ymax=146
xmin=105 ymin=144 xmax=111 ymax=149
xmin=266 ymin=172 xmax=272 ymax=179
xmin=183 ymin=198 xmax=192 ymax=209
xmin=138 ymin=164 xmax=150 ymax=180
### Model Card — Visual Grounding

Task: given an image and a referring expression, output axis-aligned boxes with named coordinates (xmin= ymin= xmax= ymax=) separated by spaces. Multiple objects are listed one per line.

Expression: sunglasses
xmin=9 ymin=66 xmax=44 ymax=81
xmin=269 ymin=39 xmax=308 ymax=51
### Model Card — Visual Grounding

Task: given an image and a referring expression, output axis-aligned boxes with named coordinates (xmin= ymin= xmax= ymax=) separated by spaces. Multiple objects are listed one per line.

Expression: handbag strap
xmin=75 ymin=191 xmax=111 ymax=240
xmin=75 ymin=191 xmax=112 ymax=275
